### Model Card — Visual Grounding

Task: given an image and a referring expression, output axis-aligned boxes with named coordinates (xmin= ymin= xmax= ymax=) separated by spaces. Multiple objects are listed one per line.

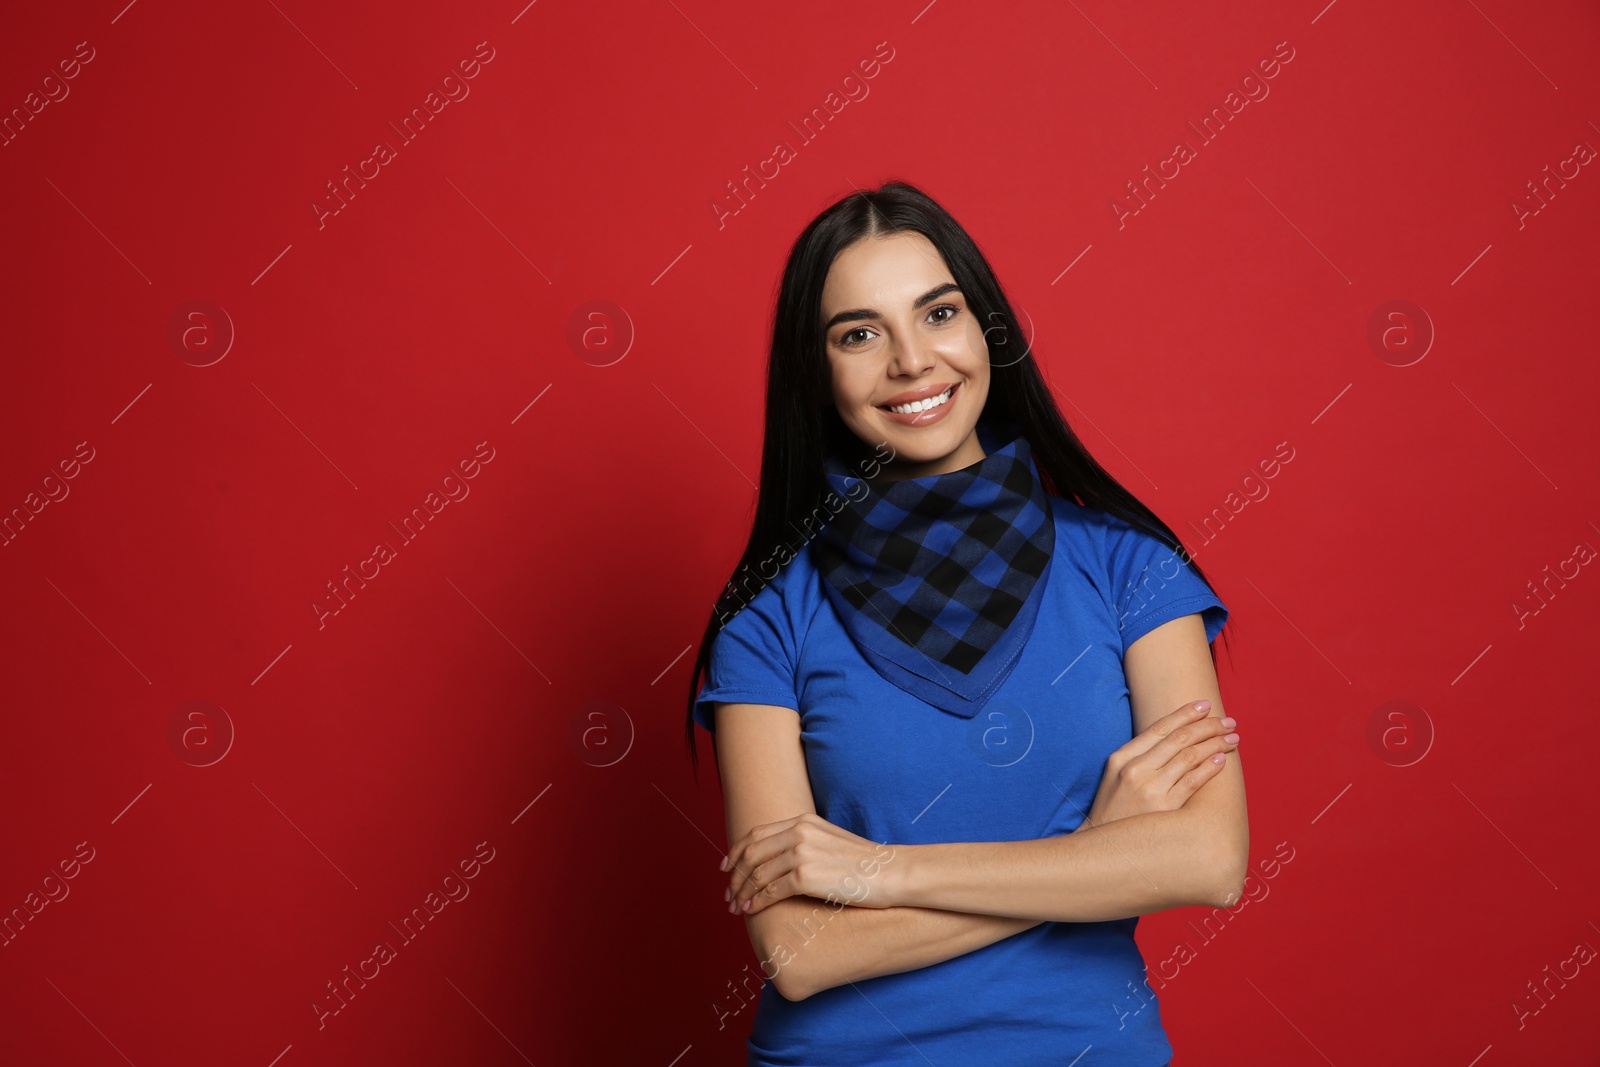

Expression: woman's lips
xmin=878 ymin=381 xmax=959 ymax=426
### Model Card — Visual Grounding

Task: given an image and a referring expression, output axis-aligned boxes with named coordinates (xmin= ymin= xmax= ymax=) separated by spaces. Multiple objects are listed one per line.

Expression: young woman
xmin=686 ymin=181 xmax=1246 ymax=1066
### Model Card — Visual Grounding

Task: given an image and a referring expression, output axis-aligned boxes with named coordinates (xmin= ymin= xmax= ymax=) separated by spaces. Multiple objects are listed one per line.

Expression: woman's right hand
xmin=1075 ymin=701 xmax=1239 ymax=832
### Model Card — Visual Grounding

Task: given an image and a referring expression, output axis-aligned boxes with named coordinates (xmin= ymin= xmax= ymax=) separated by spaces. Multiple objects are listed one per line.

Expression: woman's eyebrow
xmin=823 ymin=282 xmax=962 ymax=332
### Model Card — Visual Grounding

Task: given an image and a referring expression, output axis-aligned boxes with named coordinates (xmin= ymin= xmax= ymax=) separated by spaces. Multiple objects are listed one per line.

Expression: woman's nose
xmin=888 ymin=334 xmax=936 ymax=374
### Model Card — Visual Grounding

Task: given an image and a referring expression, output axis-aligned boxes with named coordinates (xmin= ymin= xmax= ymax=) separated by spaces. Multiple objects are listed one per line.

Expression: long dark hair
xmin=684 ymin=180 xmax=1230 ymax=782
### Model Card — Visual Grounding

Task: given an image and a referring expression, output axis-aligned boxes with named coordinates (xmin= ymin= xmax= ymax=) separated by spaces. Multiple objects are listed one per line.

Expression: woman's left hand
xmin=722 ymin=813 xmax=900 ymax=916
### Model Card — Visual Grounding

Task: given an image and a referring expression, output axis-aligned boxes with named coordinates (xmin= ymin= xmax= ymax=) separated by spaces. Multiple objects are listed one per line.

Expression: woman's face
xmin=820 ymin=231 xmax=992 ymax=481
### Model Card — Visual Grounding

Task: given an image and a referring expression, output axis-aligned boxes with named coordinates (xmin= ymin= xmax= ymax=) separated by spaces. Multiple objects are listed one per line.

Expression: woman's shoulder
xmin=1047 ymin=496 xmax=1168 ymax=550
xmin=712 ymin=539 xmax=823 ymax=641
xmin=1043 ymin=498 xmax=1177 ymax=587
xmin=1045 ymin=494 xmax=1126 ymax=548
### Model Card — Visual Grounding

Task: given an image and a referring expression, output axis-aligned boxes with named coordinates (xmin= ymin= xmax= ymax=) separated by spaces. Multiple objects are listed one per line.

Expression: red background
xmin=3 ymin=1 xmax=1598 ymax=1063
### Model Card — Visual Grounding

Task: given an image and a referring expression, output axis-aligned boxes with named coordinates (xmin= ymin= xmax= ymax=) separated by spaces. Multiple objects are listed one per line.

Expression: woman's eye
xmin=837 ymin=308 xmax=955 ymax=348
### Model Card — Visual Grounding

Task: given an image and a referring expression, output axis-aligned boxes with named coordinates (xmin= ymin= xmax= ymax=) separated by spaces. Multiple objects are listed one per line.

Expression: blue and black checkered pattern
xmin=814 ymin=419 xmax=1055 ymax=717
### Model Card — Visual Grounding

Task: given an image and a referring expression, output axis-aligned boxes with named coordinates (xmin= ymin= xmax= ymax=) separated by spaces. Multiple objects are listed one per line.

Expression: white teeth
xmin=887 ymin=385 xmax=954 ymax=415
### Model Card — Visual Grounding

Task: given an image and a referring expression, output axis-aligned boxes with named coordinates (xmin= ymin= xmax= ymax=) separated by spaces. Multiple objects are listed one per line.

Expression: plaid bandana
xmin=815 ymin=420 xmax=1055 ymax=718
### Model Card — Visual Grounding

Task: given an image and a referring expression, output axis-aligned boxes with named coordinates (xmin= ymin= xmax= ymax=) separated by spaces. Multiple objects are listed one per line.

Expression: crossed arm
xmin=708 ymin=612 xmax=1248 ymax=1002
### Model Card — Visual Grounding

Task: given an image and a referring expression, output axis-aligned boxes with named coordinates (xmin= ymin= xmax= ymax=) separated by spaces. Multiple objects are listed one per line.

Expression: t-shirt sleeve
xmin=692 ymin=585 xmax=800 ymax=734
xmin=1103 ymin=516 xmax=1228 ymax=655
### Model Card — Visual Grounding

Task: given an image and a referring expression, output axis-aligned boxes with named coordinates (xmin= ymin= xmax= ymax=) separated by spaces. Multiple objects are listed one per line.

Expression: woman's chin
xmin=868 ymin=420 xmax=983 ymax=476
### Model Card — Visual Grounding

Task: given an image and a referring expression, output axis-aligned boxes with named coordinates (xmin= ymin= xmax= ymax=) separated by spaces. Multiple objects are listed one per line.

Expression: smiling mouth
xmin=879 ymin=383 xmax=957 ymax=415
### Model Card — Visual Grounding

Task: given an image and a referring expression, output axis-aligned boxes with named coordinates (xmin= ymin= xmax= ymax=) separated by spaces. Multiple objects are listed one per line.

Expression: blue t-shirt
xmin=695 ymin=495 xmax=1227 ymax=1067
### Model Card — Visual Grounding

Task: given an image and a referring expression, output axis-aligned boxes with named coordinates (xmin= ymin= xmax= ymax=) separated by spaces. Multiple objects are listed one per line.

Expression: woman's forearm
xmin=750 ymin=896 xmax=1042 ymax=1002
xmin=891 ymin=809 xmax=1230 ymax=923
xmin=743 ymin=811 xmax=1229 ymax=1001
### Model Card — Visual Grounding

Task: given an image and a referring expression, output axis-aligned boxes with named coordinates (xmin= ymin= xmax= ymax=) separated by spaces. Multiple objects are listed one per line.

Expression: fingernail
xmin=719 ymin=857 xmax=728 ymax=871
xmin=724 ymin=888 xmax=730 ymax=902
xmin=1224 ymin=732 xmax=1240 ymax=744
xmin=1195 ymin=700 xmax=1211 ymax=712
xmin=741 ymin=900 xmax=751 ymax=912
xmin=1221 ymin=717 xmax=1236 ymax=728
